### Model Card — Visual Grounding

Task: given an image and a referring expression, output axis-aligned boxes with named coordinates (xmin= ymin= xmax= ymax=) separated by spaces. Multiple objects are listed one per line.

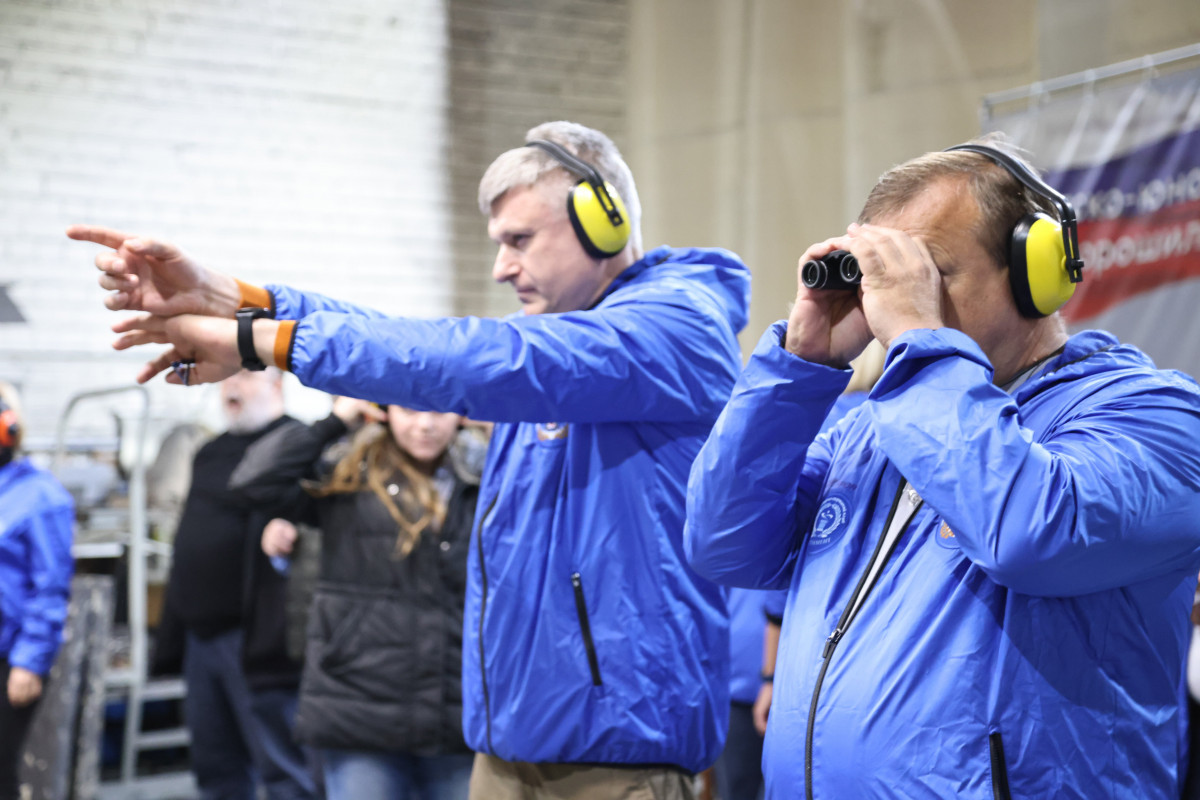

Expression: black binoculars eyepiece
xmin=801 ymin=250 xmax=861 ymax=291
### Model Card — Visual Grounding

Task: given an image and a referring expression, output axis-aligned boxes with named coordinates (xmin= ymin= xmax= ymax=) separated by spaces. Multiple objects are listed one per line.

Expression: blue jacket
xmin=686 ymin=325 xmax=1200 ymax=799
xmin=727 ymin=395 xmax=866 ymax=706
xmin=268 ymin=246 xmax=750 ymax=771
xmin=0 ymin=459 xmax=74 ymax=675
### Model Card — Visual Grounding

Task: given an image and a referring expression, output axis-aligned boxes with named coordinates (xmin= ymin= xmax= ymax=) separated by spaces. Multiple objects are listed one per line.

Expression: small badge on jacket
xmin=808 ymin=496 xmax=850 ymax=550
xmin=536 ymin=422 xmax=569 ymax=442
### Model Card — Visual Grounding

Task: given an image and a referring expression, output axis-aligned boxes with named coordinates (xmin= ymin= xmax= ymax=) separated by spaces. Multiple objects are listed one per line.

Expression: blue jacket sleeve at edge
xmin=872 ymin=327 xmax=1200 ymax=596
xmin=685 ymin=322 xmax=850 ymax=589
xmin=9 ymin=500 xmax=74 ymax=675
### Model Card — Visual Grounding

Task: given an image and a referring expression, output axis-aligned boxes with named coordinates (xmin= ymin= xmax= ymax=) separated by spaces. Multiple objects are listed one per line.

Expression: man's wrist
xmin=250 ymin=318 xmax=295 ymax=371
xmin=203 ymin=273 xmax=244 ymax=319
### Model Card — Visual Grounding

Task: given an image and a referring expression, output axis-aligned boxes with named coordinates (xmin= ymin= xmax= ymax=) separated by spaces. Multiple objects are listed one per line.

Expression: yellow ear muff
xmin=1009 ymin=212 xmax=1076 ymax=318
xmin=567 ymin=179 xmax=630 ymax=259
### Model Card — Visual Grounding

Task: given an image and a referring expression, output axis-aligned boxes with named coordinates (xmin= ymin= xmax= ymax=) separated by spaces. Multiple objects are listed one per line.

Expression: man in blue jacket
xmin=686 ymin=137 xmax=1200 ymax=799
xmin=0 ymin=382 xmax=73 ymax=800
xmin=69 ymin=121 xmax=750 ymax=798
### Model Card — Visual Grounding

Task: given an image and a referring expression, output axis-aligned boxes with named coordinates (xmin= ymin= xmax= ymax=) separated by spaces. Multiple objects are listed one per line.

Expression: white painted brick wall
xmin=0 ymin=0 xmax=453 ymax=447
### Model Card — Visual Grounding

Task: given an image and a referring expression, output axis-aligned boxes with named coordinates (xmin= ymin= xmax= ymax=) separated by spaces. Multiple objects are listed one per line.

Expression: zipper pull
xmin=822 ymin=627 xmax=843 ymax=659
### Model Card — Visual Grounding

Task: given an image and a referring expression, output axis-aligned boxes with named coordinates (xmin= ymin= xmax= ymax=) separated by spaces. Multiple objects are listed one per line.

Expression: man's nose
xmin=493 ymin=246 xmax=520 ymax=283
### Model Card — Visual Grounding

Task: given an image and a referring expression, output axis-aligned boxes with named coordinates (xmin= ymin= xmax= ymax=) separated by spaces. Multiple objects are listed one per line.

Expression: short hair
xmin=478 ymin=121 xmax=644 ymax=256
xmin=0 ymin=381 xmax=23 ymax=451
xmin=859 ymin=132 xmax=1057 ymax=270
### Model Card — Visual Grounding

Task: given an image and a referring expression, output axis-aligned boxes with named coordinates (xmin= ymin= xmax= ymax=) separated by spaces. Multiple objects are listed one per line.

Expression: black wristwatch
xmin=236 ymin=307 xmax=272 ymax=371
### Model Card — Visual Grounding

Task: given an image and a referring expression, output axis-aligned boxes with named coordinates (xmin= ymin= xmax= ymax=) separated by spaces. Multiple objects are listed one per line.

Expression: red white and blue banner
xmin=986 ymin=58 xmax=1200 ymax=376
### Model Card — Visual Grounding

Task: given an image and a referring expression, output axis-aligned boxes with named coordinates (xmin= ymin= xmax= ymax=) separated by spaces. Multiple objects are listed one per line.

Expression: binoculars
xmin=801 ymin=250 xmax=861 ymax=291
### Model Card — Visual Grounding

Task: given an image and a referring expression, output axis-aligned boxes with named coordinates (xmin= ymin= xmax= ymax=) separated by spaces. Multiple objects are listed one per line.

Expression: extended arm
xmin=287 ymin=293 xmax=742 ymax=423
xmin=118 ymin=291 xmax=744 ymax=424
xmin=228 ymin=416 xmax=347 ymax=520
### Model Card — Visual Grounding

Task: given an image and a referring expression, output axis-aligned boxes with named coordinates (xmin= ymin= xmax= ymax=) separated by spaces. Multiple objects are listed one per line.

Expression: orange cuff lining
xmin=236 ymin=279 xmax=272 ymax=311
xmin=273 ymin=320 xmax=296 ymax=371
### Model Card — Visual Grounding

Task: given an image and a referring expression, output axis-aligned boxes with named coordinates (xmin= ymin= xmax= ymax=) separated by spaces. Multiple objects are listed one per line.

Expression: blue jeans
xmin=183 ymin=629 xmax=317 ymax=800
xmin=715 ymin=701 xmax=764 ymax=800
xmin=321 ymin=749 xmax=473 ymax=800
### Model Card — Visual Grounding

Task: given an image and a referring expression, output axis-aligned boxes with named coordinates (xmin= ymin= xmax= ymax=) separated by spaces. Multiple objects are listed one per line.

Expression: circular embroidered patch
xmin=808 ymin=496 xmax=850 ymax=551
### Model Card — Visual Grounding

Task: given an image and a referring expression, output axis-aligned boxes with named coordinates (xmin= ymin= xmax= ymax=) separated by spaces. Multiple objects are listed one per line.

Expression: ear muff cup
xmin=566 ymin=180 xmax=631 ymax=259
xmin=1008 ymin=212 xmax=1076 ymax=318
xmin=0 ymin=405 xmax=19 ymax=450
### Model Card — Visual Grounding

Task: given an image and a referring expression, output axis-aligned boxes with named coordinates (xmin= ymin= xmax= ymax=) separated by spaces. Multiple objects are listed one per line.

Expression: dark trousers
xmin=715 ymin=702 xmax=764 ymax=800
xmin=1185 ymin=695 xmax=1200 ymax=800
xmin=183 ymin=629 xmax=316 ymax=800
xmin=0 ymin=659 xmax=42 ymax=800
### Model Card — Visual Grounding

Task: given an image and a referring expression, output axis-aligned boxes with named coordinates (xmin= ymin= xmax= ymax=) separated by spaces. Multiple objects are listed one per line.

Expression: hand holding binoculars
xmin=801 ymin=250 xmax=861 ymax=291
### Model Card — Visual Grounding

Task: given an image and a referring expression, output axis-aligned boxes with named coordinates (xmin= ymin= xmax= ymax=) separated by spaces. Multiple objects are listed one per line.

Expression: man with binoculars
xmin=686 ymin=134 xmax=1200 ymax=799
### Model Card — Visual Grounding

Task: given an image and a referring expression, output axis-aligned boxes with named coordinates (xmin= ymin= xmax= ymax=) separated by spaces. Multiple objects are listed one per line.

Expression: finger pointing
xmin=66 ymin=225 xmax=136 ymax=250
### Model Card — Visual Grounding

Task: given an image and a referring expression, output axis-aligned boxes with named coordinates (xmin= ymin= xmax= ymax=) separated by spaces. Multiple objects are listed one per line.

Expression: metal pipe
xmin=53 ymin=385 xmax=151 ymax=785
xmin=981 ymin=42 xmax=1200 ymax=122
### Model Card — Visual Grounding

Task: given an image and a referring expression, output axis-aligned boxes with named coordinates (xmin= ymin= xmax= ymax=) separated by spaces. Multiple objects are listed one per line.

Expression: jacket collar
xmin=1010 ymin=329 xmax=1127 ymax=403
xmin=588 ymin=246 xmax=673 ymax=309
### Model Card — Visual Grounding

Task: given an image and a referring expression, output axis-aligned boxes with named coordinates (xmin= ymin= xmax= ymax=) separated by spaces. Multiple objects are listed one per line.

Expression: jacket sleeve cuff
xmin=274 ymin=320 xmax=297 ymax=371
xmin=754 ymin=320 xmax=854 ymax=389
xmin=8 ymin=643 xmax=53 ymax=677
xmin=235 ymin=279 xmax=275 ymax=314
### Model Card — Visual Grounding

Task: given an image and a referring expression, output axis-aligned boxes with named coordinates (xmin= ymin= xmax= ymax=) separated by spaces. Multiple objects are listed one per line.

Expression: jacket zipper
xmin=989 ymin=732 xmax=1013 ymax=800
xmin=475 ymin=494 xmax=499 ymax=752
xmin=571 ymin=572 xmax=603 ymax=686
xmin=805 ymin=480 xmax=910 ymax=800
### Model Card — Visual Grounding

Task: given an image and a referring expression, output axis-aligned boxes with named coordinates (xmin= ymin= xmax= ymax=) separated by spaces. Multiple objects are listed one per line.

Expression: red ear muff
xmin=0 ymin=406 xmax=19 ymax=449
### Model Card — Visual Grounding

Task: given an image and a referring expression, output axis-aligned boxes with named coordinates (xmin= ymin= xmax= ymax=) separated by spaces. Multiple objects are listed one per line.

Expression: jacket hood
xmin=604 ymin=245 xmax=751 ymax=336
xmin=1016 ymin=329 xmax=1199 ymax=403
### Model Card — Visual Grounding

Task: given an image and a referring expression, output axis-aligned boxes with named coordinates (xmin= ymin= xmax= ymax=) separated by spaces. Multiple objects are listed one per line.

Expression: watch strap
xmin=236 ymin=307 xmax=272 ymax=371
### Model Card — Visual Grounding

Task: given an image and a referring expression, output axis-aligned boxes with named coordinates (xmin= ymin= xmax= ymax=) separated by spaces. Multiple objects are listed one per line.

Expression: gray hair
xmin=478 ymin=121 xmax=644 ymax=257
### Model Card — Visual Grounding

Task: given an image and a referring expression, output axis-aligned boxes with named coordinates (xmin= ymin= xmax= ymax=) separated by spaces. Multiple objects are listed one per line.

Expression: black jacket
xmin=230 ymin=415 xmax=479 ymax=755
xmin=156 ymin=416 xmax=302 ymax=691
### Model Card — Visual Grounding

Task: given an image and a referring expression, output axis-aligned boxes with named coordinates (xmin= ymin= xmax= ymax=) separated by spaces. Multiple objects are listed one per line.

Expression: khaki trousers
xmin=468 ymin=752 xmax=695 ymax=800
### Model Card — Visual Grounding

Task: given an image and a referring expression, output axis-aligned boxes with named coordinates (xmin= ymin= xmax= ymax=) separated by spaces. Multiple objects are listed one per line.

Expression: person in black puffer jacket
xmin=230 ymin=397 xmax=483 ymax=800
